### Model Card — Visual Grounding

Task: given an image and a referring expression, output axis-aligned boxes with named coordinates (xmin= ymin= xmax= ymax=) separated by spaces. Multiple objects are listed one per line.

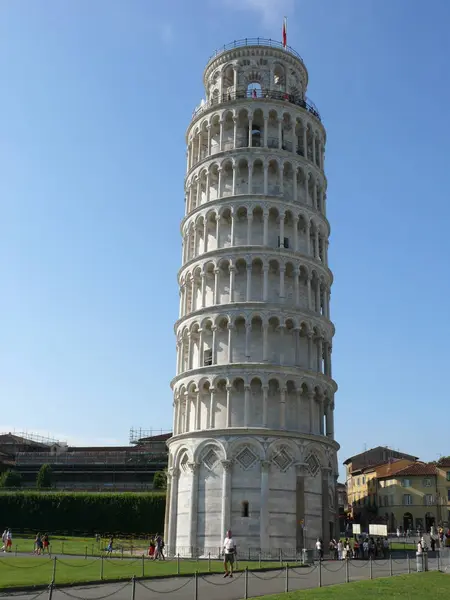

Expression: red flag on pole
xmin=282 ymin=17 xmax=287 ymax=48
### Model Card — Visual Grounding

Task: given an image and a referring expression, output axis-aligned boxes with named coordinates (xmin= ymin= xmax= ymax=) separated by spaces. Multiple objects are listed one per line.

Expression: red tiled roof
xmin=393 ymin=462 xmax=438 ymax=477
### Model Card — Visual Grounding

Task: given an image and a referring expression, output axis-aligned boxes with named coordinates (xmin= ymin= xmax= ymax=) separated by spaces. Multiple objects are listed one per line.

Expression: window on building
xmin=277 ymin=236 xmax=289 ymax=249
xmin=402 ymin=479 xmax=411 ymax=488
xmin=425 ymin=494 xmax=434 ymax=506
xmin=357 ymin=478 xmax=360 ymax=486
xmin=380 ymin=481 xmax=385 ymax=488
xmin=241 ymin=501 xmax=249 ymax=518
xmin=379 ymin=496 xmax=383 ymax=506
xmin=447 ymin=490 xmax=450 ymax=502
xmin=203 ymin=349 xmax=212 ymax=366
xmin=447 ymin=471 xmax=450 ymax=482
xmin=403 ymin=494 xmax=412 ymax=506
xmin=362 ymin=476 xmax=366 ymax=485
xmin=423 ymin=478 xmax=432 ymax=487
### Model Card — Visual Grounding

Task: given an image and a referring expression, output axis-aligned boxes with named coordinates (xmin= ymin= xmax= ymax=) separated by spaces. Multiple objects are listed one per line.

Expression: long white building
xmin=166 ymin=38 xmax=339 ymax=555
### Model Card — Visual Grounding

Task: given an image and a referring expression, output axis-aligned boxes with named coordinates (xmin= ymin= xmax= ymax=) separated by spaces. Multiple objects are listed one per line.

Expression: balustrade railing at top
xmin=192 ymin=88 xmax=321 ymax=121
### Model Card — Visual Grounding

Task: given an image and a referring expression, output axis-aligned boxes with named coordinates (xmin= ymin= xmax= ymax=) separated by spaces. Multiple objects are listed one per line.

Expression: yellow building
xmin=344 ymin=447 xmax=417 ymax=528
xmin=436 ymin=458 xmax=450 ymax=527
xmin=376 ymin=462 xmax=444 ymax=532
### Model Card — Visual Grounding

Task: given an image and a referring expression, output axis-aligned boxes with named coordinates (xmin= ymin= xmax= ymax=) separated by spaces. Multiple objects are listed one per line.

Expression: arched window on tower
xmin=247 ymin=82 xmax=262 ymax=99
xmin=241 ymin=501 xmax=249 ymax=518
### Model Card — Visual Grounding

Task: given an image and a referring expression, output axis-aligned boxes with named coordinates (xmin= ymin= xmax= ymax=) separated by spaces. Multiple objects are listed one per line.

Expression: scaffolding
xmin=2 ymin=431 xmax=64 ymax=446
xmin=129 ymin=428 xmax=171 ymax=444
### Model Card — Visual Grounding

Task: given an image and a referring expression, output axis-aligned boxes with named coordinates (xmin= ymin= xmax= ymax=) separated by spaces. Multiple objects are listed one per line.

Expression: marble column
xmin=188 ymin=462 xmax=200 ymax=556
xmin=227 ymin=323 xmax=234 ymax=363
xmin=221 ymin=461 xmax=232 ymax=538
xmin=168 ymin=468 xmax=180 ymax=552
xmin=280 ymin=387 xmax=287 ymax=429
xmin=226 ymin=385 xmax=232 ymax=427
xmin=243 ymin=385 xmax=251 ymax=427
xmin=229 ymin=265 xmax=235 ymax=302
xmin=308 ymin=391 xmax=315 ymax=434
xmin=262 ymin=385 xmax=269 ymax=427
xmin=209 ymin=387 xmax=215 ymax=428
xmin=260 ymin=461 xmax=271 ymax=549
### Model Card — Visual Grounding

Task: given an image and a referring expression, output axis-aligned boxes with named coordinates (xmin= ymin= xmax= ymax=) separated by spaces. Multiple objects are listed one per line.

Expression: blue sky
xmin=1 ymin=0 xmax=450 ymax=471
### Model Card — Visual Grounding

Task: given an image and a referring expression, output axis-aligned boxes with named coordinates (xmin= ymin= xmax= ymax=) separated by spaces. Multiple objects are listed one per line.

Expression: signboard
xmin=352 ymin=524 xmax=361 ymax=534
xmin=369 ymin=524 xmax=388 ymax=537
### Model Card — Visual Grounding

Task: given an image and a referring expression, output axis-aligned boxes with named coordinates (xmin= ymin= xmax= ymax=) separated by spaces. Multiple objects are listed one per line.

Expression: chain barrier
xmin=57 ymin=582 xmax=129 ymax=600
xmin=349 ymin=560 xmax=369 ymax=569
xmin=290 ymin=564 xmax=317 ymax=576
xmin=373 ymin=559 xmax=389 ymax=566
xmin=103 ymin=557 xmax=140 ymax=567
xmin=137 ymin=577 xmax=193 ymax=594
xmin=0 ymin=558 xmax=51 ymax=569
xmin=199 ymin=571 xmax=244 ymax=585
xmin=57 ymin=558 xmax=99 ymax=568
xmin=321 ymin=562 xmax=346 ymax=573
xmin=249 ymin=568 xmax=283 ymax=580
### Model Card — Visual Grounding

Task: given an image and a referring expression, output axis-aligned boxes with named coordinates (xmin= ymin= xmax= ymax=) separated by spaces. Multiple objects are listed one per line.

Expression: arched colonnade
xmin=172 ymin=375 xmax=335 ymax=438
xmin=185 ymin=156 xmax=326 ymax=216
xmin=182 ymin=204 xmax=328 ymax=265
xmin=179 ymin=257 xmax=331 ymax=319
xmin=187 ymin=107 xmax=324 ymax=172
xmin=176 ymin=313 xmax=332 ymax=377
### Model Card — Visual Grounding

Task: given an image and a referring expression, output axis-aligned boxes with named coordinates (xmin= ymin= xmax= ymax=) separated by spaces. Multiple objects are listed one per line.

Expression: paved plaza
xmin=4 ymin=557 xmax=441 ymax=600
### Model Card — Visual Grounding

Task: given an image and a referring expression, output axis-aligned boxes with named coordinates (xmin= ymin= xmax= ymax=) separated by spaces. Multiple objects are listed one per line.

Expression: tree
xmin=0 ymin=470 xmax=22 ymax=488
xmin=152 ymin=471 xmax=167 ymax=490
xmin=36 ymin=464 xmax=52 ymax=489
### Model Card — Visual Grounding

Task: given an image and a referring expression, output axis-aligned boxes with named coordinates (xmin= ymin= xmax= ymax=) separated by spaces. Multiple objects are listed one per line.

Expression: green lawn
xmin=12 ymin=534 xmax=149 ymax=557
xmin=252 ymin=572 xmax=450 ymax=599
xmin=0 ymin=556 xmax=283 ymax=589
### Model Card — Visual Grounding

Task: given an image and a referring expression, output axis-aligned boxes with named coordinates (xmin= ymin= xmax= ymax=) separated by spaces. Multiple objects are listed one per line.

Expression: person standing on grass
xmin=106 ymin=537 xmax=114 ymax=555
xmin=42 ymin=533 xmax=50 ymax=554
xmin=34 ymin=533 xmax=43 ymax=555
xmin=1 ymin=529 xmax=6 ymax=552
xmin=5 ymin=529 xmax=12 ymax=553
xmin=154 ymin=533 xmax=165 ymax=560
xmin=223 ymin=530 xmax=236 ymax=578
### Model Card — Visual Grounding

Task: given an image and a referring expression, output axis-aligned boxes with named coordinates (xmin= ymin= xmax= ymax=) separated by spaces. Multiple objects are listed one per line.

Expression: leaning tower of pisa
xmin=166 ymin=38 xmax=339 ymax=556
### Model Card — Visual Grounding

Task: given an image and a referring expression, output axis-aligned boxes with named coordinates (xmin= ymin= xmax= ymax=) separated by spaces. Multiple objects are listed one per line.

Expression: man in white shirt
xmin=223 ymin=530 xmax=236 ymax=578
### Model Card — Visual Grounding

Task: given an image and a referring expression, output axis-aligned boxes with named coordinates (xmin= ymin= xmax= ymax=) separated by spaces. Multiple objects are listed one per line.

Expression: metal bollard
xmin=208 ymin=552 xmax=211 ymax=572
xmin=258 ymin=552 xmax=261 ymax=568
xmin=47 ymin=581 xmax=54 ymax=600
xmin=61 ymin=541 xmax=64 ymax=555
xmin=100 ymin=555 xmax=104 ymax=580
xmin=194 ymin=572 xmax=198 ymax=600
xmin=345 ymin=558 xmax=349 ymax=583
xmin=279 ymin=548 xmax=282 ymax=564
xmin=121 ymin=546 xmax=124 ymax=560
xmin=437 ymin=552 xmax=440 ymax=571
xmin=52 ymin=557 xmax=57 ymax=583
xmin=408 ymin=555 xmax=411 ymax=574
xmin=389 ymin=555 xmax=393 ymax=576
xmin=285 ymin=564 xmax=289 ymax=593
xmin=142 ymin=554 xmax=145 ymax=577
xmin=131 ymin=576 xmax=136 ymax=600
xmin=177 ymin=553 xmax=180 ymax=575
xmin=318 ymin=558 xmax=322 ymax=587
xmin=369 ymin=556 xmax=373 ymax=579
xmin=244 ymin=567 xmax=248 ymax=599
xmin=85 ymin=546 xmax=88 ymax=559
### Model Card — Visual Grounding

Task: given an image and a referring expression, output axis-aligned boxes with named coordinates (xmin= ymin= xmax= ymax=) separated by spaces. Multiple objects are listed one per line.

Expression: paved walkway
xmin=3 ymin=557 xmax=440 ymax=600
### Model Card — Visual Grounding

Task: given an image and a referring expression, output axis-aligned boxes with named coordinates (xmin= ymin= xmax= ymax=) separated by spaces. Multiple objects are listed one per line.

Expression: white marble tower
xmin=166 ymin=38 xmax=339 ymax=556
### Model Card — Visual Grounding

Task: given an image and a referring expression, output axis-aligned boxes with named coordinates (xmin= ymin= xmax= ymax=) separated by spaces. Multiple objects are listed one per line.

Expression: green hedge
xmin=0 ymin=492 xmax=166 ymax=535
